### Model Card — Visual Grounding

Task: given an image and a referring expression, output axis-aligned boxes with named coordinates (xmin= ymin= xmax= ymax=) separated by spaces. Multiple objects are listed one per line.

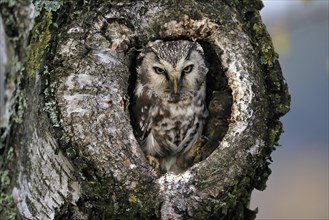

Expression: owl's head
xmin=136 ymin=40 xmax=208 ymax=98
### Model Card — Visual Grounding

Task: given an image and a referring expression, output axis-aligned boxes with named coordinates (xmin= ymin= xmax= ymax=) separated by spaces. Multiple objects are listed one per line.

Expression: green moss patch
xmin=26 ymin=12 xmax=52 ymax=78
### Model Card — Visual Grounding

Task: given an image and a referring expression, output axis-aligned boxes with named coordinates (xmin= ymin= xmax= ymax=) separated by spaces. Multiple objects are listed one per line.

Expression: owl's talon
xmin=146 ymin=155 xmax=160 ymax=171
xmin=176 ymin=136 xmax=208 ymax=169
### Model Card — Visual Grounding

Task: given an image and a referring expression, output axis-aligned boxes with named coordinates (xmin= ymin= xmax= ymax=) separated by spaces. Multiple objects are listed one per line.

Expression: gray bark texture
xmin=0 ymin=0 xmax=290 ymax=219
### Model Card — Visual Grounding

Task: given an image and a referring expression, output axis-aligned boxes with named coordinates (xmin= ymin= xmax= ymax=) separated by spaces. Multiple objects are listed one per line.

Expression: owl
xmin=131 ymin=40 xmax=208 ymax=173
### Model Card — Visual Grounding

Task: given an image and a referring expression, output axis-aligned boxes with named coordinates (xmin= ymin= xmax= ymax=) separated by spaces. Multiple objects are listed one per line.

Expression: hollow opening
xmin=128 ymin=39 xmax=232 ymax=174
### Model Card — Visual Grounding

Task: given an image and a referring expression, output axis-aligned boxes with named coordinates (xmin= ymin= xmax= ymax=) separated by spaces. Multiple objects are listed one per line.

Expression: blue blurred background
xmin=250 ymin=1 xmax=329 ymax=219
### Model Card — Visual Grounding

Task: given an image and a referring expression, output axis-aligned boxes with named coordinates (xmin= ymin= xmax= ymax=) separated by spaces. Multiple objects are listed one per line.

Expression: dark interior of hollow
xmin=128 ymin=40 xmax=232 ymax=165
xmin=199 ymin=41 xmax=232 ymax=160
xmin=199 ymin=42 xmax=229 ymax=104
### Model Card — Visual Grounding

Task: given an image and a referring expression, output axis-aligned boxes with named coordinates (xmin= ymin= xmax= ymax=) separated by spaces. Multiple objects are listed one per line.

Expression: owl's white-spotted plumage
xmin=132 ymin=40 xmax=208 ymax=173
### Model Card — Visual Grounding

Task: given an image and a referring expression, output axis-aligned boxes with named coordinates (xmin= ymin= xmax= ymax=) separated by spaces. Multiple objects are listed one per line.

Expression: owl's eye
xmin=183 ymin=65 xmax=194 ymax=74
xmin=153 ymin=67 xmax=166 ymax=75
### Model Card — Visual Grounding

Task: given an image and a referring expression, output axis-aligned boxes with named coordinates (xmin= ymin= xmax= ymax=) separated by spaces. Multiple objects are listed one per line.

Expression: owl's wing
xmin=131 ymin=90 xmax=154 ymax=145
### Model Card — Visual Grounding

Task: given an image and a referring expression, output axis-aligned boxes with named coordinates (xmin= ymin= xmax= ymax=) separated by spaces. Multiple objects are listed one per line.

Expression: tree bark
xmin=0 ymin=0 xmax=290 ymax=219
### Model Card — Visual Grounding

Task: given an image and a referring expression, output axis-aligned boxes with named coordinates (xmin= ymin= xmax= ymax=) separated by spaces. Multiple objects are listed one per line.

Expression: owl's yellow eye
xmin=183 ymin=65 xmax=193 ymax=73
xmin=153 ymin=67 xmax=166 ymax=74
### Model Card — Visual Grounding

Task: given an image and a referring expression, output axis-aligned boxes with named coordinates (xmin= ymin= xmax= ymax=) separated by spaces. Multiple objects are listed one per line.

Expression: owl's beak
xmin=173 ymin=78 xmax=178 ymax=94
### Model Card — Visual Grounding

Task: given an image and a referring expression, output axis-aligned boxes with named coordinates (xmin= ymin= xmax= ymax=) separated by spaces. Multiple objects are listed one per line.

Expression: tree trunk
xmin=0 ymin=0 xmax=290 ymax=219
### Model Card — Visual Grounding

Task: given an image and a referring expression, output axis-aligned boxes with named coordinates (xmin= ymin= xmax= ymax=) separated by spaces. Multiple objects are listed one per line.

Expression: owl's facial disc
xmin=138 ymin=40 xmax=208 ymax=98
xmin=151 ymin=58 xmax=198 ymax=96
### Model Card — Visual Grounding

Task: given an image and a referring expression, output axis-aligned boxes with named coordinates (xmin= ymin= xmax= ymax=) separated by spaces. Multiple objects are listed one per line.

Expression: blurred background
xmin=250 ymin=0 xmax=329 ymax=219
